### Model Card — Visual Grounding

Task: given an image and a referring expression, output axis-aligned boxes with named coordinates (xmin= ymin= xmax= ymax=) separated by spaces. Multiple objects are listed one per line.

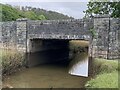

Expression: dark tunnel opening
xmin=27 ymin=39 xmax=89 ymax=77
xmin=27 ymin=39 xmax=70 ymax=67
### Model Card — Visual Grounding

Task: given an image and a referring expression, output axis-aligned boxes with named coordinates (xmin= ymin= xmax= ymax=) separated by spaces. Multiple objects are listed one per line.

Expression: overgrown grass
xmin=85 ymin=71 xmax=118 ymax=88
xmin=85 ymin=58 xmax=119 ymax=88
xmin=69 ymin=40 xmax=89 ymax=60
xmin=1 ymin=49 xmax=25 ymax=77
xmin=92 ymin=58 xmax=119 ymax=75
xmin=69 ymin=40 xmax=89 ymax=49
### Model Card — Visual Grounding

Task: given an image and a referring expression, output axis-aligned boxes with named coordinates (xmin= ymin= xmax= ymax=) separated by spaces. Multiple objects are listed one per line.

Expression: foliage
xmin=38 ymin=14 xmax=46 ymax=20
xmin=84 ymin=1 xmax=120 ymax=18
xmin=33 ymin=8 xmax=73 ymax=20
xmin=1 ymin=4 xmax=22 ymax=21
xmin=24 ymin=11 xmax=37 ymax=20
xmin=89 ymin=28 xmax=96 ymax=38
xmin=1 ymin=4 xmax=73 ymax=21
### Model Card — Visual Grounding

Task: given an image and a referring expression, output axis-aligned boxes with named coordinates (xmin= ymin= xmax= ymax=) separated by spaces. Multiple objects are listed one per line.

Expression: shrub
xmin=1 ymin=49 xmax=25 ymax=76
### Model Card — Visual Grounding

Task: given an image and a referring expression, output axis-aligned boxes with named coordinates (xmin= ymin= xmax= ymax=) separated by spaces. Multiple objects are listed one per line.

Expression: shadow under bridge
xmin=27 ymin=39 xmax=69 ymax=67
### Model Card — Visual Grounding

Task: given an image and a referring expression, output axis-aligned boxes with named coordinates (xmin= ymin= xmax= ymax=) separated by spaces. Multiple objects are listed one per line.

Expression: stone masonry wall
xmin=0 ymin=16 xmax=119 ymax=59
xmin=1 ymin=21 xmax=17 ymax=49
xmin=27 ymin=19 xmax=93 ymax=40
xmin=93 ymin=15 xmax=120 ymax=59
xmin=16 ymin=18 xmax=27 ymax=52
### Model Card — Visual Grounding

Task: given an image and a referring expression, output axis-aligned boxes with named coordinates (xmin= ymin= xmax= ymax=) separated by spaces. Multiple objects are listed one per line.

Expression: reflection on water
xmin=69 ymin=52 xmax=88 ymax=77
xmin=3 ymin=52 xmax=90 ymax=88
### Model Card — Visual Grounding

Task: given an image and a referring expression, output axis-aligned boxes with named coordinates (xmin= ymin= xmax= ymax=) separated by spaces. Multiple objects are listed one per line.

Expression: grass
xmin=85 ymin=58 xmax=119 ymax=88
xmin=69 ymin=40 xmax=89 ymax=59
xmin=69 ymin=40 xmax=89 ymax=72
xmin=85 ymin=71 xmax=118 ymax=88
xmin=69 ymin=40 xmax=89 ymax=49
xmin=1 ymin=49 xmax=25 ymax=76
xmin=92 ymin=58 xmax=119 ymax=75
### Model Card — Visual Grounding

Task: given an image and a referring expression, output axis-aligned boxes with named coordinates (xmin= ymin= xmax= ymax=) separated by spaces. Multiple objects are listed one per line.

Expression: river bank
xmin=1 ymin=49 xmax=25 ymax=80
xmin=85 ymin=58 xmax=119 ymax=88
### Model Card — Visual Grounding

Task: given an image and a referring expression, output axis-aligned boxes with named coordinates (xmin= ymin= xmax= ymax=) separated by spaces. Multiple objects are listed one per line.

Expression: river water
xmin=3 ymin=51 xmax=91 ymax=88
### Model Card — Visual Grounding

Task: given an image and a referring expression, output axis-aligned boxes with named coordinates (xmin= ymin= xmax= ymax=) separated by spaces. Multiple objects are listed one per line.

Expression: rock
xmin=3 ymin=85 xmax=13 ymax=88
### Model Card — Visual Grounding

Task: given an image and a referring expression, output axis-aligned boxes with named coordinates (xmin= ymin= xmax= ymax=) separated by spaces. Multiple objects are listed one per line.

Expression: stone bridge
xmin=1 ymin=15 xmax=120 ymax=67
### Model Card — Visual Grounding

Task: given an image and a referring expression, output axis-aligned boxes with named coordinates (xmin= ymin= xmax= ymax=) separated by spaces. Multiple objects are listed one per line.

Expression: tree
xmin=1 ymin=4 xmax=21 ymax=21
xmin=24 ymin=11 xmax=37 ymax=20
xmin=1 ymin=3 xmax=73 ymax=21
xmin=38 ymin=15 xmax=46 ymax=20
xmin=84 ymin=1 xmax=120 ymax=18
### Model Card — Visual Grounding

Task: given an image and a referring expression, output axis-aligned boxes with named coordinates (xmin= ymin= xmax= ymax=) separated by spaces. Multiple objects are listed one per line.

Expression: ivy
xmin=90 ymin=28 xmax=96 ymax=38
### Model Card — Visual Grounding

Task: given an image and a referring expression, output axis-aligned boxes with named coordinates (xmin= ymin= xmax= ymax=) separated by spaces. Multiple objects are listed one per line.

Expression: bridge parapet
xmin=27 ymin=19 xmax=93 ymax=37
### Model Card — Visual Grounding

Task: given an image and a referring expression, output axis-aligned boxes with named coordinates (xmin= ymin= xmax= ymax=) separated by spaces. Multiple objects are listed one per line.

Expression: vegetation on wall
xmin=89 ymin=28 xmax=96 ymax=39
